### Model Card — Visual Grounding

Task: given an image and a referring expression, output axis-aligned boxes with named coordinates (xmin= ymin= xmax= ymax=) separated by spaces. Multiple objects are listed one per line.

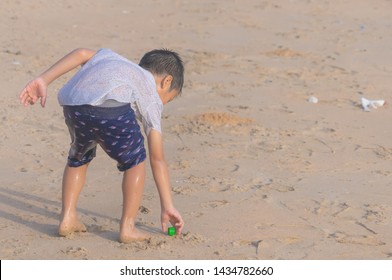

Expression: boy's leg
xmin=58 ymin=164 xmax=88 ymax=236
xmin=119 ymin=161 xmax=149 ymax=243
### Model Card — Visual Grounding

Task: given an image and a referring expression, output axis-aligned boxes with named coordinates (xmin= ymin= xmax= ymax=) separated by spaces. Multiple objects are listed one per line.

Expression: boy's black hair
xmin=139 ymin=49 xmax=184 ymax=94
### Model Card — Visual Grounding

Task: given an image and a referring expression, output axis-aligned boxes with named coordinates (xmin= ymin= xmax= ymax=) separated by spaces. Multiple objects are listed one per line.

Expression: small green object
xmin=168 ymin=227 xmax=176 ymax=236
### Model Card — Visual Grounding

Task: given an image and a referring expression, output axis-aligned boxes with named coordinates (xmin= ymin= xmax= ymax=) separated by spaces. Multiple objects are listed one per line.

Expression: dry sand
xmin=1 ymin=0 xmax=391 ymax=259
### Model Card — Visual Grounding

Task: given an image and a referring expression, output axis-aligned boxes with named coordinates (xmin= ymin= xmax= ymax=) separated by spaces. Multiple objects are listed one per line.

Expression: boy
xmin=19 ymin=48 xmax=184 ymax=243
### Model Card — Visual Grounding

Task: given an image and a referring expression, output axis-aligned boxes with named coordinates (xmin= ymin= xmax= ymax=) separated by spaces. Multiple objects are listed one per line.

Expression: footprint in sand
xmin=328 ymin=232 xmax=385 ymax=246
xmin=61 ymin=246 xmax=88 ymax=258
xmin=172 ymin=185 xmax=196 ymax=195
xmin=372 ymin=146 xmax=392 ymax=160
xmin=314 ymin=200 xmax=350 ymax=217
xmin=252 ymin=178 xmax=295 ymax=193
xmin=180 ymin=232 xmax=207 ymax=244
xmin=118 ymin=238 xmax=167 ymax=251
xmin=201 ymin=200 xmax=229 ymax=209
xmin=362 ymin=204 xmax=389 ymax=225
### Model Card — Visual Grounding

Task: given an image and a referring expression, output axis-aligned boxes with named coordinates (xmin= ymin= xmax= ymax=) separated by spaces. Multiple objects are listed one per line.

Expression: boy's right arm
xmin=148 ymin=129 xmax=184 ymax=235
xmin=19 ymin=48 xmax=96 ymax=107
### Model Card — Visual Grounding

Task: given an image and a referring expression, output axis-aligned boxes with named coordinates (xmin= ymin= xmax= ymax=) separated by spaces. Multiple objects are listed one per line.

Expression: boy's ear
xmin=161 ymin=75 xmax=173 ymax=91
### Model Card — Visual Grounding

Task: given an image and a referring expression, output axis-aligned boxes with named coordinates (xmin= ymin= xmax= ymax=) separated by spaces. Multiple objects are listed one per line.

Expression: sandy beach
xmin=1 ymin=0 xmax=391 ymax=259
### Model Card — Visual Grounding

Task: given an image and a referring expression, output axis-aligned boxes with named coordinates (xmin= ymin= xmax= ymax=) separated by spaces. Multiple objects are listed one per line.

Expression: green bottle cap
xmin=168 ymin=227 xmax=176 ymax=236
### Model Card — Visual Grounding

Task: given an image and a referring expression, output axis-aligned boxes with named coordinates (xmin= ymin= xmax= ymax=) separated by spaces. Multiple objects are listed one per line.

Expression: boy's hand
xmin=161 ymin=207 xmax=184 ymax=235
xmin=19 ymin=77 xmax=48 ymax=107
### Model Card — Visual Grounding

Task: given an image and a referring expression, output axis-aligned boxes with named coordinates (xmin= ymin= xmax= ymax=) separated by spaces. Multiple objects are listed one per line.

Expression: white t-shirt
xmin=58 ymin=48 xmax=163 ymax=135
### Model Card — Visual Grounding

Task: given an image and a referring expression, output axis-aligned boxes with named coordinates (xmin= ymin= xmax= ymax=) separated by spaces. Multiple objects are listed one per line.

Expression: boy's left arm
xmin=147 ymin=129 xmax=184 ymax=235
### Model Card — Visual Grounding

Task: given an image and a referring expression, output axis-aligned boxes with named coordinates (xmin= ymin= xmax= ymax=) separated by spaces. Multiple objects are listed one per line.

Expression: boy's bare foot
xmin=58 ymin=218 xmax=87 ymax=237
xmin=119 ymin=224 xmax=150 ymax=243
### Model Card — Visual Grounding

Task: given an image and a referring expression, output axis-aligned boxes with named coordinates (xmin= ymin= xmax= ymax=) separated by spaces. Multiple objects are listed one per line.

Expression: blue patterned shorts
xmin=63 ymin=104 xmax=146 ymax=171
